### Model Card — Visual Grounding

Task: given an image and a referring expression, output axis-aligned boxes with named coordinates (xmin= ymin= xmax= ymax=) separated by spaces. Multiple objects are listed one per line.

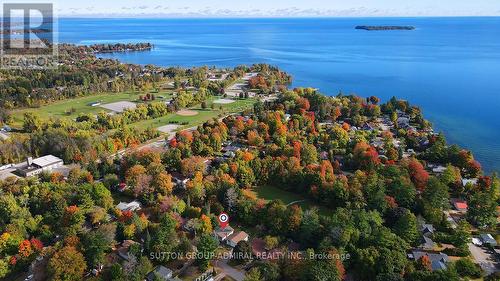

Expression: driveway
xmin=468 ymin=243 xmax=499 ymax=275
xmin=215 ymin=259 xmax=245 ymax=281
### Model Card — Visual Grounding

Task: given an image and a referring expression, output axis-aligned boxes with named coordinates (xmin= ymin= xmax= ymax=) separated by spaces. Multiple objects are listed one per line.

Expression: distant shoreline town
xmin=355 ymin=25 xmax=416 ymax=31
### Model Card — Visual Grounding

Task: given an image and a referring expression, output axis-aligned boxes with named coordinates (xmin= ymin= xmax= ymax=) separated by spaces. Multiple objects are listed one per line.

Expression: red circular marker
xmin=218 ymin=213 xmax=229 ymax=228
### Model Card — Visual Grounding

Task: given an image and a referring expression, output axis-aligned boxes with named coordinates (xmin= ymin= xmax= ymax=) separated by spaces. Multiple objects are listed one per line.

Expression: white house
xmin=116 ymin=200 xmax=142 ymax=212
xmin=462 ymin=178 xmax=478 ymax=186
xmin=16 ymin=155 xmax=64 ymax=177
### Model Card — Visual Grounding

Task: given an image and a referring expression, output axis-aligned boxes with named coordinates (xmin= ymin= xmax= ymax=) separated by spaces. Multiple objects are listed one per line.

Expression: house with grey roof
xmin=420 ymin=236 xmax=435 ymax=251
xmin=146 ymin=266 xmax=173 ymax=281
xmin=410 ymin=251 xmax=449 ymax=271
xmin=420 ymin=224 xmax=435 ymax=236
xmin=480 ymin=234 xmax=497 ymax=247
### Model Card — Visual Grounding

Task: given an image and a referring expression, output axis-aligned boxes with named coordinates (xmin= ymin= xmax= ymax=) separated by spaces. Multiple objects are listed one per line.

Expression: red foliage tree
xmin=169 ymin=138 xmax=178 ymax=148
xmin=478 ymin=176 xmax=492 ymax=190
xmin=466 ymin=160 xmax=481 ymax=178
xmin=417 ymin=255 xmax=432 ymax=271
xmin=408 ymin=159 xmax=429 ymax=190
xmin=30 ymin=238 xmax=43 ymax=251
xmin=296 ymin=97 xmax=311 ymax=111
xmin=385 ymin=196 xmax=398 ymax=209
xmin=292 ymin=141 xmax=302 ymax=159
xmin=18 ymin=240 xmax=32 ymax=258
xmin=353 ymin=142 xmax=380 ymax=170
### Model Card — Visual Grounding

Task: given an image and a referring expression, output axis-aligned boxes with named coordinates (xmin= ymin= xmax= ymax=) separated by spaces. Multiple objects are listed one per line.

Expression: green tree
xmin=244 ymin=268 xmax=262 ymax=281
xmin=467 ymin=191 xmax=497 ymax=228
xmin=393 ymin=209 xmax=419 ymax=245
xmin=83 ymin=224 xmax=116 ymax=268
xmin=196 ymin=234 xmax=219 ymax=271
xmin=152 ymin=214 xmax=179 ymax=255
xmin=23 ymin=112 xmax=42 ymax=132
xmin=455 ymin=258 xmax=482 ymax=278
xmin=422 ymin=177 xmax=449 ymax=224
xmin=232 ymin=240 xmax=252 ymax=264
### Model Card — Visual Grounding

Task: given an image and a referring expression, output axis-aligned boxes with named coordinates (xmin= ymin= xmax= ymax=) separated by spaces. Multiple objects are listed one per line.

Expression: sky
xmin=48 ymin=0 xmax=500 ymax=17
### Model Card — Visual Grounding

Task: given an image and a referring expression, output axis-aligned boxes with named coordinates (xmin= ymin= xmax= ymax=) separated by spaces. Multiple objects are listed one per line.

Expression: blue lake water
xmin=57 ymin=17 xmax=500 ymax=174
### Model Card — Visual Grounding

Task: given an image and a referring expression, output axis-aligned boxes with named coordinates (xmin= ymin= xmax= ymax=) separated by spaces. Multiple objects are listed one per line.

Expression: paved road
xmin=215 ymin=259 xmax=245 ymax=281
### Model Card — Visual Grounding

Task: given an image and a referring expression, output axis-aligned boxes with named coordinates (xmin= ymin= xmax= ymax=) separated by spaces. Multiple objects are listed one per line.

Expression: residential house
xmin=420 ymin=224 xmax=435 ymax=236
xmin=146 ymin=266 xmax=173 ymax=281
xmin=431 ymin=165 xmax=447 ymax=174
xmin=226 ymin=231 xmax=249 ymax=247
xmin=361 ymin=123 xmax=374 ymax=131
xmin=444 ymin=211 xmax=458 ymax=229
xmin=480 ymin=234 xmax=497 ymax=247
xmin=420 ymin=236 xmax=435 ymax=251
xmin=453 ymin=201 xmax=468 ymax=213
xmin=419 ymin=223 xmax=436 ymax=250
xmin=410 ymin=251 xmax=449 ymax=271
xmin=117 ymin=240 xmax=140 ymax=261
xmin=116 ymin=200 xmax=142 ymax=212
xmin=397 ymin=116 xmax=410 ymax=127
xmin=214 ymin=225 xmax=234 ymax=242
xmin=462 ymin=178 xmax=478 ymax=187
xmin=171 ymin=172 xmax=189 ymax=189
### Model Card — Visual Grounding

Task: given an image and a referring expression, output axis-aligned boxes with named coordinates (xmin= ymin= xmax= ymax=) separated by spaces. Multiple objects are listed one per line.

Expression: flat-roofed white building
xmin=16 ymin=155 xmax=64 ymax=177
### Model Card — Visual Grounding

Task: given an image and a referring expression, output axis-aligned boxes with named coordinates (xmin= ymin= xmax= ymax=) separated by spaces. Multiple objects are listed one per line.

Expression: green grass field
xmin=10 ymin=91 xmax=175 ymax=127
xmin=254 ymin=185 xmax=333 ymax=216
xmin=130 ymin=97 xmax=256 ymax=131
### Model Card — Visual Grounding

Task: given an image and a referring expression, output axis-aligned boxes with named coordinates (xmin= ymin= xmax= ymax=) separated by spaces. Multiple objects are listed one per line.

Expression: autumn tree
xmin=48 ymin=246 xmax=87 ymax=281
xmin=186 ymin=171 xmax=205 ymax=203
xmin=353 ymin=142 xmax=380 ymax=170
xmin=154 ymin=172 xmax=174 ymax=195
xmin=181 ymin=156 xmax=207 ymax=177
xmin=125 ymin=164 xmax=146 ymax=186
xmin=407 ymin=159 xmax=429 ymax=190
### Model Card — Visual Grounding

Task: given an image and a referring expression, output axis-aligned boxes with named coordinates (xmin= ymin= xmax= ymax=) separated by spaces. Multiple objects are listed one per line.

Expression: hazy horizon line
xmin=55 ymin=14 xmax=500 ymax=19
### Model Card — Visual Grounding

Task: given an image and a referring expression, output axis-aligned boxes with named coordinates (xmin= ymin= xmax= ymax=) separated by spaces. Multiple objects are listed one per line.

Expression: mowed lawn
xmin=130 ymin=97 xmax=256 ymax=131
xmin=254 ymin=185 xmax=333 ymax=216
xmin=10 ymin=91 xmax=174 ymax=127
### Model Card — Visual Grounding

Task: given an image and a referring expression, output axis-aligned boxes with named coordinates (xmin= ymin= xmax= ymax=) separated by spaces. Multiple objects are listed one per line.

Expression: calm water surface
xmin=57 ymin=17 xmax=500 ymax=173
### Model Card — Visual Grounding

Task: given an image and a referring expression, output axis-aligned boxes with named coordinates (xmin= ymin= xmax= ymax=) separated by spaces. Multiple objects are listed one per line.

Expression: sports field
xmin=10 ymin=91 xmax=174 ymax=127
xmin=130 ymin=97 xmax=256 ymax=130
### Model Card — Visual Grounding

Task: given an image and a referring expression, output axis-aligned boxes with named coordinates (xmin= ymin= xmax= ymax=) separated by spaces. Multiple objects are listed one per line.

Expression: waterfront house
xmin=462 ymin=178 xmax=478 ymax=186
